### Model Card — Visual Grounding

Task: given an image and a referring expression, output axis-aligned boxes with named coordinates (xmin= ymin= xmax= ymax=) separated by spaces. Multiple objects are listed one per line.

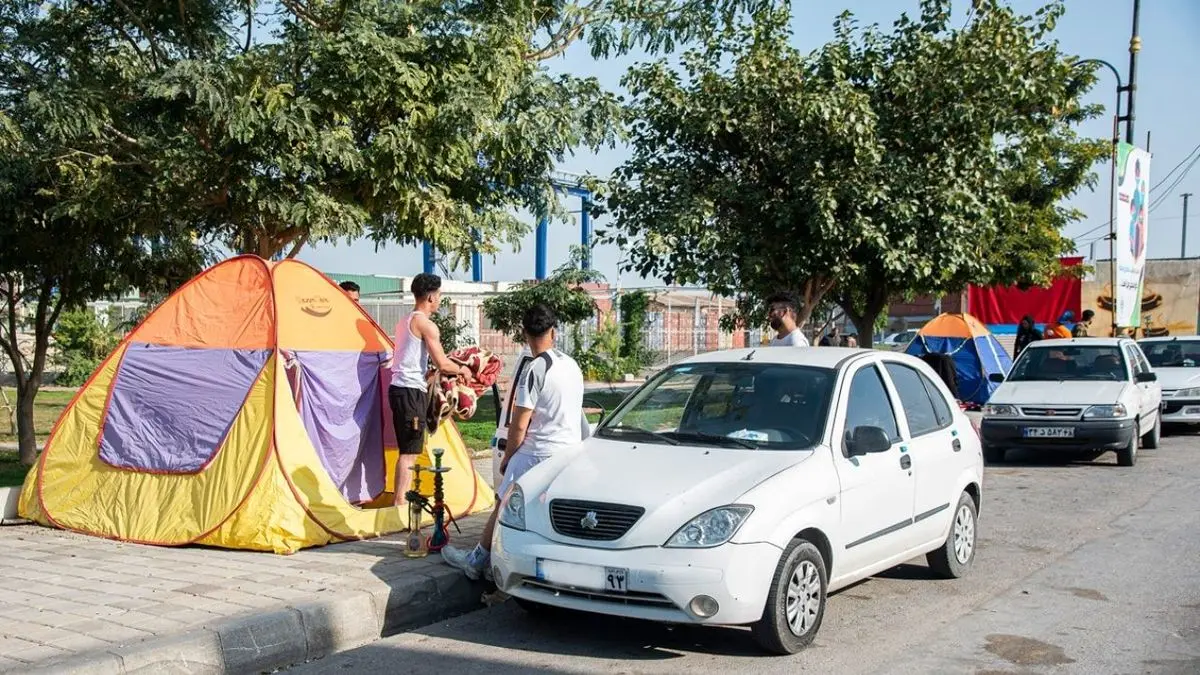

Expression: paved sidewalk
xmin=0 ymin=458 xmax=497 ymax=673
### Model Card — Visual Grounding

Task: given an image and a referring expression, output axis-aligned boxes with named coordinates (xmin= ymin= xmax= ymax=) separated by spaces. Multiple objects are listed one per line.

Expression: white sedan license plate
xmin=1023 ymin=426 xmax=1074 ymax=439
xmin=536 ymin=559 xmax=628 ymax=593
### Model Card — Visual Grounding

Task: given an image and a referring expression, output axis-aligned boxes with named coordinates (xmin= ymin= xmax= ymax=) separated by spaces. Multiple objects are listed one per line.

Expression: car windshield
xmin=1140 ymin=340 xmax=1200 ymax=368
xmin=596 ymin=362 xmax=835 ymax=450
xmin=1007 ymin=345 xmax=1128 ymax=381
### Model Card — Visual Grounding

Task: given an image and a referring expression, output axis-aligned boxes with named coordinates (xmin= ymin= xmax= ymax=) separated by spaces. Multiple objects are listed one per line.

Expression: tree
xmin=482 ymin=250 xmax=602 ymax=342
xmin=605 ymin=1 xmax=1107 ymax=339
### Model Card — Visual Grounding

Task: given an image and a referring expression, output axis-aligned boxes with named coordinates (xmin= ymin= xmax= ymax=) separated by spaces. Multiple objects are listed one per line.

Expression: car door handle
xmin=899 ymin=455 xmax=911 ymax=470
xmin=952 ymin=438 xmax=962 ymax=452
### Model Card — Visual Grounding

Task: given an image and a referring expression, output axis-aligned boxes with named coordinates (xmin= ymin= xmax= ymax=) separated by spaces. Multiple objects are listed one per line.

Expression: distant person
xmin=1043 ymin=311 xmax=1073 ymax=340
xmin=1014 ymin=315 xmax=1041 ymax=357
xmin=765 ymin=292 xmax=810 ymax=346
xmin=845 ymin=334 xmax=858 ymax=348
xmin=442 ymin=303 xmax=584 ymax=580
xmin=339 ymin=280 xmax=360 ymax=303
xmin=1072 ymin=309 xmax=1095 ymax=338
xmin=819 ymin=326 xmax=842 ymax=347
xmin=389 ymin=273 xmax=469 ymax=507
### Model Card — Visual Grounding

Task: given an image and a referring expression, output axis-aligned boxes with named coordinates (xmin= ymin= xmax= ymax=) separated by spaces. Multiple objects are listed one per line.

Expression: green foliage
xmin=572 ymin=318 xmax=629 ymax=383
xmin=605 ymin=0 xmax=1107 ymax=340
xmin=430 ymin=299 xmax=476 ymax=355
xmin=618 ymin=290 xmax=652 ymax=367
xmin=482 ymin=249 xmax=603 ymax=342
xmin=51 ymin=309 xmax=120 ymax=387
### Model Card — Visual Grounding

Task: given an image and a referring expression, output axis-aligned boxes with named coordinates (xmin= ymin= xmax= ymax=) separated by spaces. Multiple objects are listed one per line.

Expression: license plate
xmin=1022 ymin=427 xmax=1074 ymax=438
xmin=536 ymin=560 xmax=628 ymax=593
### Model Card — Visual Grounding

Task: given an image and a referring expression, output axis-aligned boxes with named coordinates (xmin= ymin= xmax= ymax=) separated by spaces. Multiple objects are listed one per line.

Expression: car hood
xmin=992 ymin=380 xmax=1131 ymax=406
xmin=521 ymin=437 xmax=811 ymax=549
xmin=1155 ymin=368 xmax=1200 ymax=391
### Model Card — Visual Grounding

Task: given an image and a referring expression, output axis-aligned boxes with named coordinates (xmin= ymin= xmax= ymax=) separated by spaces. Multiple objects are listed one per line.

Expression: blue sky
xmin=298 ymin=0 xmax=1200 ymax=286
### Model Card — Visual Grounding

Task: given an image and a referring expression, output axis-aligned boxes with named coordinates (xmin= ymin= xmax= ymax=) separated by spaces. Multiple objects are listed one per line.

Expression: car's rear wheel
xmin=926 ymin=491 xmax=978 ymax=579
xmin=1117 ymin=422 xmax=1138 ymax=467
xmin=982 ymin=444 xmax=1006 ymax=464
xmin=752 ymin=539 xmax=827 ymax=655
xmin=1141 ymin=414 xmax=1161 ymax=449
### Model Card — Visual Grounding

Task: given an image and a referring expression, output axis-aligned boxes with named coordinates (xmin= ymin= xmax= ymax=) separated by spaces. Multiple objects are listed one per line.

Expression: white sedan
xmin=490 ymin=347 xmax=983 ymax=655
xmin=1140 ymin=336 xmax=1200 ymax=426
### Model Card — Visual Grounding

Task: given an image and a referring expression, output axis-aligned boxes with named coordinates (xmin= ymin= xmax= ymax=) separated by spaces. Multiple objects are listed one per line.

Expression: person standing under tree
xmin=1072 ymin=310 xmax=1095 ymax=338
xmin=1014 ymin=315 xmax=1041 ymax=357
xmin=389 ymin=273 xmax=469 ymax=507
xmin=765 ymin=292 xmax=810 ymax=346
xmin=442 ymin=304 xmax=585 ymax=579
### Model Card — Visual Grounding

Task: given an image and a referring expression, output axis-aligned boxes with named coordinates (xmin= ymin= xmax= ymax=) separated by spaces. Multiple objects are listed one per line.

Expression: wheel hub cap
xmin=785 ymin=560 xmax=821 ymax=636
xmin=953 ymin=504 xmax=975 ymax=564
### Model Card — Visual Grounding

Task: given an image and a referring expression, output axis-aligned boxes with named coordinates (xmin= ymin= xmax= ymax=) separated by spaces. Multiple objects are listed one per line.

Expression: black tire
xmin=752 ymin=540 xmax=827 ymax=655
xmin=1117 ymin=423 xmax=1138 ymax=467
xmin=926 ymin=491 xmax=978 ymax=579
xmin=983 ymin=444 xmax=1006 ymax=464
xmin=1141 ymin=414 xmax=1161 ymax=449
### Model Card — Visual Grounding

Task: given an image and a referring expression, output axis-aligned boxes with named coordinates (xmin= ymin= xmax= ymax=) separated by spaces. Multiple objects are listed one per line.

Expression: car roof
xmin=1026 ymin=337 xmax=1131 ymax=348
xmin=676 ymin=347 xmax=913 ymax=370
xmin=1139 ymin=336 xmax=1200 ymax=343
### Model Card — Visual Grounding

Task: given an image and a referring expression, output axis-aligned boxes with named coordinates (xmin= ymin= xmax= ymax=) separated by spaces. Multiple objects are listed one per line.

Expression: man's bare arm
xmin=414 ymin=314 xmax=467 ymax=376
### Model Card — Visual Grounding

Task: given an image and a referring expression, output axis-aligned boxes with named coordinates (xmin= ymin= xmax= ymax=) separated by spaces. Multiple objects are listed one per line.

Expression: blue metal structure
xmin=421 ymin=171 xmax=594 ymax=282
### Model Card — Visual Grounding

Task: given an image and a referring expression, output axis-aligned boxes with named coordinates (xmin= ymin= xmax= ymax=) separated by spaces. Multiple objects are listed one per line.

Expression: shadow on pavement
xmin=986 ymin=448 xmax=1123 ymax=469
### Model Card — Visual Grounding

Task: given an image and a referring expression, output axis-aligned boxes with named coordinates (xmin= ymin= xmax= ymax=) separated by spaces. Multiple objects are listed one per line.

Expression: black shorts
xmin=388 ymin=386 xmax=428 ymax=455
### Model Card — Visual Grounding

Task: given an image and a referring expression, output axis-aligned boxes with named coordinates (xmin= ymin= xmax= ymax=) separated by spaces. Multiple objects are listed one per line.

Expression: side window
xmin=1134 ymin=347 xmax=1152 ymax=375
xmin=883 ymin=363 xmax=941 ymax=437
xmin=919 ymin=371 xmax=955 ymax=428
xmin=844 ymin=365 xmax=900 ymax=449
xmin=1124 ymin=346 xmax=1146 ymax=377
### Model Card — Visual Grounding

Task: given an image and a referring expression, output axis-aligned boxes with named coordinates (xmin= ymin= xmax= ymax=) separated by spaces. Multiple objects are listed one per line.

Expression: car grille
xmin=519 ymin=579 xmax=674 ymax=607
xmin=1020 ymin=407 xmax=1083 ymax=418
xmin=548 ymin=499 xmax=644 ymax=541
xmin=1164 ymin=402 xmax=1185 ymax=414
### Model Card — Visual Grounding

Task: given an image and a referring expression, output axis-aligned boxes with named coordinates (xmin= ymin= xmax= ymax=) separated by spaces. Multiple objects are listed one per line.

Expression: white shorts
xmin=496 ymin=451 xmax=546 ymax=501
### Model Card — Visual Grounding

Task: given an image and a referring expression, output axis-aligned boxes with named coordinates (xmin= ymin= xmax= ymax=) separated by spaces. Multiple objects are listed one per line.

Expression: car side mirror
xmin=988 ymin=373 xmax=1005 ymax=384
xmin=1135 ymin=371 xmax=1157 ymax=383
xmin=846 ymin=426 xmax=891 ymax=456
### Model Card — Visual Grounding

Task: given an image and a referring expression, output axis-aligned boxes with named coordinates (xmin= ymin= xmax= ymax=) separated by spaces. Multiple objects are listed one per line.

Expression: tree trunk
xmin=16 ymin=382 xmax=38 ymax=466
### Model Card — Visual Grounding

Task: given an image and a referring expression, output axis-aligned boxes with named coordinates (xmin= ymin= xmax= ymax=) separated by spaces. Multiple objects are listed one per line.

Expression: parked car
xmin=879 ymin=329 xmax=919 ymax=351
xmin=979 ymin=338 xmax=1161 ymax=467
xmin=1139 ymin=336 xmax=1200 ymax=426
xmin=491 ymin=347 xmax=983 ymax=655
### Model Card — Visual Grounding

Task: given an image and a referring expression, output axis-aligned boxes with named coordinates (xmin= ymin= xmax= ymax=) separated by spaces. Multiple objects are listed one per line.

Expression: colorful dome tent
xmin=19 ymin=256 xmax=492 ymax=554
xmin=905 ymin=313 xmax=1013 ymax=406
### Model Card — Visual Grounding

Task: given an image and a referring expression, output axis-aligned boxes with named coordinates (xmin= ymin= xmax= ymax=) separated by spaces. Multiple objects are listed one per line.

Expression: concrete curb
xmin=20 ymin=561 xmax=487 ymax=674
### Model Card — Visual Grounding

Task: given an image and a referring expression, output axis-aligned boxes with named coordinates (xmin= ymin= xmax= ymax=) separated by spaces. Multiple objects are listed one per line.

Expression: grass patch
xmin=455 ymin=390 xmax=631 ymax=453
xmin=0 ymin=388 xmax=73 ymax=445
xmin=0 ymin=451 xmax=30 ymax=488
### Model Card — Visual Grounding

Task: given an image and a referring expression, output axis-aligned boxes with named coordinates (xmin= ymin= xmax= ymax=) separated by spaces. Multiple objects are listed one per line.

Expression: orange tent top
xmin=917 ymin=313 xmax=993 ymax=339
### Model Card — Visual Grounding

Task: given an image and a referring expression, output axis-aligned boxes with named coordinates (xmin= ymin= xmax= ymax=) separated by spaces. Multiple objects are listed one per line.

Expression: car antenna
xmin=742 ymin=349 xmax=756 ymax=361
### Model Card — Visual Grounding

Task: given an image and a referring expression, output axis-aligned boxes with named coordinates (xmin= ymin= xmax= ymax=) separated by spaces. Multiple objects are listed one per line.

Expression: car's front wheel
xmin=926 ymin=491 xmax=978 ymax=578
xmin=1117 ymin=422 xmax=1138 ymax=467
xmin=1141 ymin=414 xmax=1161 ymax=449
xmin=752 ymin=539 xmax=827 ymax=655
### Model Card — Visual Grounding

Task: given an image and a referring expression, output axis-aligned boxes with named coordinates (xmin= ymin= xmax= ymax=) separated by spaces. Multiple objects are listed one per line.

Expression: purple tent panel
xmin=293 ymin=351 xmax=389 ymax=504
xmin=99 ymin=343 xmax=271 ymax=473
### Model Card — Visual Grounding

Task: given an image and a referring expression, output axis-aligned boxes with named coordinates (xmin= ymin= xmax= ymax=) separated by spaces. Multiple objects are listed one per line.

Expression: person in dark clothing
xmin=1014 ymin=315 xmax=1040 ymax=357
xmin=921 ymin=352 xmax=960 ymax=401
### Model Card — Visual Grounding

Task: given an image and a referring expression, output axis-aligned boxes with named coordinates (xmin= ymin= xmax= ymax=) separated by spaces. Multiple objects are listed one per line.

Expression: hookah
xmin=402 ymin=464 xmax=429 ymax=559
xmin=426 ymin=447 xmax=456 ymax=553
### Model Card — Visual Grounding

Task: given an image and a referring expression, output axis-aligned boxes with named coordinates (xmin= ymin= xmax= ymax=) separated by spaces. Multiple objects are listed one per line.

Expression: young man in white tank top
xmin=389 ymin=273 xmax=469 ymax=506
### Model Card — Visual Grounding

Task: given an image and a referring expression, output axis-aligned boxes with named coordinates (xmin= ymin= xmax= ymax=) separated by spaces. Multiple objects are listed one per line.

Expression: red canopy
xmin=967 ymin=257 xmax=1083 ymax=326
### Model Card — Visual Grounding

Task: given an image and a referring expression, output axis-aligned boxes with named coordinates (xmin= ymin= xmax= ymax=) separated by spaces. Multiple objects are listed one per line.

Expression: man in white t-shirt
xmin=766 ymin=292 xmax=810 ymax=346
xmin=442 ymin=303 xmax=584 ymax=580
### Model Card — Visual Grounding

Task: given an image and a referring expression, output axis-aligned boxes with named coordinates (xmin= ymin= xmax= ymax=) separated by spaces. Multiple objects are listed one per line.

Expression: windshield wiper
xmin=668 ymin=431 xmax=759 ymax=449
xmin=603 ymin=425 xmax=680 ymax=445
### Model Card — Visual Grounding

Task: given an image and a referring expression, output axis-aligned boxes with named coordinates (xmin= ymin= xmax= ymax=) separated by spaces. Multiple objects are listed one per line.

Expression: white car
xmin=490 ymin=348 xmax=983 ymax=654
xmin=1140 ymin=337 xmax=1200 ymax=426
xmin=980 ymin=337 xmax=1162 ymax=467
xmin=879 ymin=329 xmax=919 ymax=351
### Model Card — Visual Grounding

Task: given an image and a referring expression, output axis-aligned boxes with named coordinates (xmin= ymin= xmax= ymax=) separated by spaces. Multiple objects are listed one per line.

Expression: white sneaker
xmin=440 ymin=545 xmax=485 ymax=581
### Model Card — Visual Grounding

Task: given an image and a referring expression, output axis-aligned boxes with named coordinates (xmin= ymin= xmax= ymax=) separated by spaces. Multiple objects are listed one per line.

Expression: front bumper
xmin=1162 ymin=399 xmax=1200 ymax=423
xmin=980 ymin=417 xmax=1135 ymax=451
xmin=492 ymin=526 xmax=782 ymax=626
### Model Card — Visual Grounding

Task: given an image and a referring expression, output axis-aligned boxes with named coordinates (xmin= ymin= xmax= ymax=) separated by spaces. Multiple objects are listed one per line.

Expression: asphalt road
xmin=293 ymin=431 xmax=1200 ymax=675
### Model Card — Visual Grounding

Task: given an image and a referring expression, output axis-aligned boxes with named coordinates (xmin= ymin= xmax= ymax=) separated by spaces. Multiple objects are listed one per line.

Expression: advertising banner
xmin=1082 ymin=260 xmax=1200 ymax=337
xmin=1113 ymin=142 xmax=1151 ymax=326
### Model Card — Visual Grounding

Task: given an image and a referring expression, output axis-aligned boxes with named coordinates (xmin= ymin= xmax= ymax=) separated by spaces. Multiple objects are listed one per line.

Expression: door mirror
xmin=988 ymin=372 xmax=1005 ymax=384
xmin=1135 ymin=371 xmax=1157 ymax=383
xmin=846 ymin=426 xmax=892 ymax=456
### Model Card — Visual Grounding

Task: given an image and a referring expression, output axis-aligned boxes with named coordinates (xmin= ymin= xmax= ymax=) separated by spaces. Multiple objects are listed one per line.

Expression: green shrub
xmin=52 ymin=309 xmax=119 ymax=387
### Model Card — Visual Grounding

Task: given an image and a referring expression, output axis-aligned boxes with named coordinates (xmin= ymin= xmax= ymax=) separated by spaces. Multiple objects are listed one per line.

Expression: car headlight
xmin=983 ymin=404 xmax=1019 ymax=417
xmin=498 ymin=484 xmax=526 ymax=531
xmin=664 ymin=505 xmax=753 ymax=548
xmin=1176 ymin=387 xmax=1200 ymax=398
xmin=1083 ymin=403 xmax=1128 ymax=419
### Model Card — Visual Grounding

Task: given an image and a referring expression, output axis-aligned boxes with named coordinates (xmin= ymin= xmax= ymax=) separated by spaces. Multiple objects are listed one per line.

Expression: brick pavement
xmin=0 ymin=458 xmax=497 ymax=673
